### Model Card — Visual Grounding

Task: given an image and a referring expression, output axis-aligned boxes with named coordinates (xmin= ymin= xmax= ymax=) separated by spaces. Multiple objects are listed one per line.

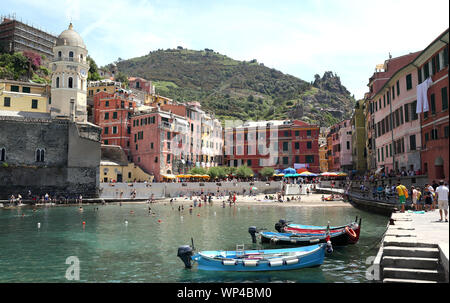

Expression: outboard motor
xmin=274 ymin=222 xmax=282 ymax=232
xmin=248 ymin=226 xmax=257 ymax=243
xmin=275 ymin=219 xmax=287 ymax=232
xmin=177 ymin=245 xmax=193 ymax=268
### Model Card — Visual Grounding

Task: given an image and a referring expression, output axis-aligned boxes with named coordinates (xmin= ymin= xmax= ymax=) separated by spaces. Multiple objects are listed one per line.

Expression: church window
xmin=0 ymin=148 xmax=5 ymax=161
xmin=56 ymin=77 xmax=60 ymax=88
xmin=69 ymin=51 xmax=74 ymax=60
xmin=68 ymin=77 xmax=73 ymax=88
xmin=36 ymin=149 xmax=45 ymax=162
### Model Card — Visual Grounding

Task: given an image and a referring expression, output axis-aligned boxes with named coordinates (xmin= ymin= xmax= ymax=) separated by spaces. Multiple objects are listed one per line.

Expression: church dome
xmin=55 ymin=23 xmax=86 ymax=49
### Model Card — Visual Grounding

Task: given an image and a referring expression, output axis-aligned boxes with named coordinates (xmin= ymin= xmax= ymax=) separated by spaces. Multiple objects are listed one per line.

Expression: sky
xmin=1 ymin=0 xmax=449 ymax=99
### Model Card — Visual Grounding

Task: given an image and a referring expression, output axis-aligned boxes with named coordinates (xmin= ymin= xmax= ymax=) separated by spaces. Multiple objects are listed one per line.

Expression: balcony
xmin=159 ymin=121 xmax=172 ymax=130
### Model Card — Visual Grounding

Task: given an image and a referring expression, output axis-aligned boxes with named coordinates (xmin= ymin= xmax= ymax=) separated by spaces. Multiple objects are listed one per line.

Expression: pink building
xmin=372 ymin=53 xmax=423 ymax=174
xmin=129 ymin=109 xmax=188 ymax=181
xmin=128 ymin=77 xmax=155 ymax=95
xmin=329 ymin=120 xmax=351 ymax=171
xmin=366 ymin=52 xmax=421 ymax=172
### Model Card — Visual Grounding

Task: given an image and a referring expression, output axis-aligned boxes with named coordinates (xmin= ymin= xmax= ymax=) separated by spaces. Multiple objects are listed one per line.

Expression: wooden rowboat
xmin=177 ymin=243 xmax=330 ymax=271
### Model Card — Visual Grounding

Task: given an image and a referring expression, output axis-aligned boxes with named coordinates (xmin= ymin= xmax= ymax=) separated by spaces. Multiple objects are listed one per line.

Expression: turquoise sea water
xmin=0 ymin=202 xmax=388 ymax=282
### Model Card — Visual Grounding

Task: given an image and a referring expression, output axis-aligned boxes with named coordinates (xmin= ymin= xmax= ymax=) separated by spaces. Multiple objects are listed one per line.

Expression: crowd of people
xmin=353 ymin=179 xmax=448 ymax=222
xmin=350 ymin=167 xmax=422 ymax=182
xmin=7 ymin=191 xmax=85 ymax=206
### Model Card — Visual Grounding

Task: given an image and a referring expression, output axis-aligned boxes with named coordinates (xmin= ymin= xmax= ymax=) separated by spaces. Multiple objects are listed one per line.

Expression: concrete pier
xmin=375 ymin=211 xmax=449 ymax=283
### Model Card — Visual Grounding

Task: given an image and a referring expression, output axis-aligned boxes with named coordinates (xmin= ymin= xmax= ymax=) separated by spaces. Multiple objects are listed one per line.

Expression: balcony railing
xmin=52 ymin=56 xmax=86 ymax=64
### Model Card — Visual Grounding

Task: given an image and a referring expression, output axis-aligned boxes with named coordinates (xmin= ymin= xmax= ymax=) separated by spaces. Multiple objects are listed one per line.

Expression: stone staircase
xmin=381 ymin=213 xmax=446 ymax=283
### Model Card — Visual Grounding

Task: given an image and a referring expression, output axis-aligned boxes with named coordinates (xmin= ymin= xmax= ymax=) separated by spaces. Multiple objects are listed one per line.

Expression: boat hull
xmin=191 ymin=244 xmax=326 ymax=271
xmin=260 ymin=223 xmax=360 ymax=246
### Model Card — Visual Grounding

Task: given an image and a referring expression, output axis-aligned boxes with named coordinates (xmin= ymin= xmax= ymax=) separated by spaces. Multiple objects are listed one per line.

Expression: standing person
xmin=431 ymin=180 xmax=439 ymax=192
xmin=435 ymin=180 xmax=449 ymax=222
xmin=426 ymin=184 xmax=436 ymax=210
xmin=233 ymin=193 xmax=236 ymax=205
xmin=411 ymin=186 xmax=420 ymax=211
xmin=395 ymin=182 xmax=408 ymax=213
xmin=79 ymin=194 xmax=83 ymax=204
xmin=424 ymin=187 xmax=433 ymax=212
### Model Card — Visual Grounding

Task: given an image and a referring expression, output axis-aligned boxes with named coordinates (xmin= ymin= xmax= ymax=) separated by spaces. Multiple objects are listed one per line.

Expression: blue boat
xmin=177 ymin=244 xmax=328 ymax=271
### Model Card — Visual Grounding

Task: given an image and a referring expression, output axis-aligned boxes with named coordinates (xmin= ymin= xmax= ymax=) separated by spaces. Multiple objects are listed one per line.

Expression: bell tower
xmin=50 ymin=23 xmax=89 ymax=122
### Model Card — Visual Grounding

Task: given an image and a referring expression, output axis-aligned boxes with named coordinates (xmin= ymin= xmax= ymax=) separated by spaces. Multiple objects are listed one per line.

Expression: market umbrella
xmin=283 ymin=167 xmax=296 ymax=174
xmin=337 ymin=172 xmax=348 ymax=176
xmin=296 ymin=168 xmax=308 ymax=174
xmin=299 ymin=171 xmax=317 ymax=177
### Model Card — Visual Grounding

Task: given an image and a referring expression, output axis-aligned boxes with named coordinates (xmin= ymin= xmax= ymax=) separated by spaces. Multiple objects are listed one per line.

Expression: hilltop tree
xmin=87 ymin=55 xmax=101 ymax=81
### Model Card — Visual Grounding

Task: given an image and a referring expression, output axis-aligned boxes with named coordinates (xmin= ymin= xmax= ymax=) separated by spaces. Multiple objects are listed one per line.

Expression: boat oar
xmin=191 ymin=237 xmax=195 ymax=250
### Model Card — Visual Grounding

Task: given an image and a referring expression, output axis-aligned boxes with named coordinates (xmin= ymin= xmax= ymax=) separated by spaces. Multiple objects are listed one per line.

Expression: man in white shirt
xmin=435 ymin=180 xmax=449 ymax=222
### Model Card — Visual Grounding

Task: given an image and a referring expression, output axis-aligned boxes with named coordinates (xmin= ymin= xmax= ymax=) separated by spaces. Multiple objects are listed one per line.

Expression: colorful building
xmin=128 ymin=77 xmax=155 ymax=95
xmin=93 ymin=91 xmax=136 ymax=157
xmin=364 ymin=51 xmax=422 ymax=173
xmin=224 ymin=120 xmax=320 ymax=174
xmin=319 ymin=143 xmax=328 ymax=173
xmin=415 ymin=29 xmax=449 ymax=182
xmin=0 ymin=80 xmax=50 ymax=113
xmin=328 ymin=120 xmax=351 ymax=171
xmin=129 ymin=108 xmax=188 ymax=181
xmin=100 ymin=145 xmax=153 ymax=183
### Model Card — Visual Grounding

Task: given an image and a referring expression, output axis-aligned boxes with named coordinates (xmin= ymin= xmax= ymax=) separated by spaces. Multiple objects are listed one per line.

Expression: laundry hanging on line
xmin=416 ymin=77 xmax=433 ymax=114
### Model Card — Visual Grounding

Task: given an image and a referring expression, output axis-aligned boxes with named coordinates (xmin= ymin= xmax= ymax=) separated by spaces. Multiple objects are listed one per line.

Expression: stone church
xmin=0 ymin=24 xmax=102 ymax=199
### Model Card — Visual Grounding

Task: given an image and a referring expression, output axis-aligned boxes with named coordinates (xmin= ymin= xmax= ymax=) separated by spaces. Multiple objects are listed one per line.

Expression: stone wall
xmin=0 ymin=117 xmax=101 ymax=199
xmin=99 ymin=181 xmax=283 ymax=199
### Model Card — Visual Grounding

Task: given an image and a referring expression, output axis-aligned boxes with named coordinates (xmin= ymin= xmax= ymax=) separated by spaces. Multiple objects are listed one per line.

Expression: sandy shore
xmin=0 ymin=193 xmax=350 ymax=209
xmin=153 ymin=193 xmax=351 ymax=208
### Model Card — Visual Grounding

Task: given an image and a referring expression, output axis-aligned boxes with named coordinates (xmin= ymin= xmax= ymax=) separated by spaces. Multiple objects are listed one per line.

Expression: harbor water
xmin=0 ymin=202 xmax=388 ymax=282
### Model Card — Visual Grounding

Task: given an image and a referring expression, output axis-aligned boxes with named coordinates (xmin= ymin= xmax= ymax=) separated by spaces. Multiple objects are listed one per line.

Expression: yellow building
xmin=100 ymin=160 xmax=154 ymax=183
xmin=147 ymin=94 xmax=173 ymax=106
xmin=319 ymin=143 xmax=328 ymax=172
xmin=87 ymin=79 xmax=123 ymax=97
xmin=100 ymin=144 xmax=153 ymax=183
xmin=0 ymin=80 xmax=49 ymax=113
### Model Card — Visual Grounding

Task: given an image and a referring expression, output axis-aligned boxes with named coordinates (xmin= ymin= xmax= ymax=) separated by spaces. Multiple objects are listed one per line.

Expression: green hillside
xmin=103 ymin=48 xmax=355 ymax=126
